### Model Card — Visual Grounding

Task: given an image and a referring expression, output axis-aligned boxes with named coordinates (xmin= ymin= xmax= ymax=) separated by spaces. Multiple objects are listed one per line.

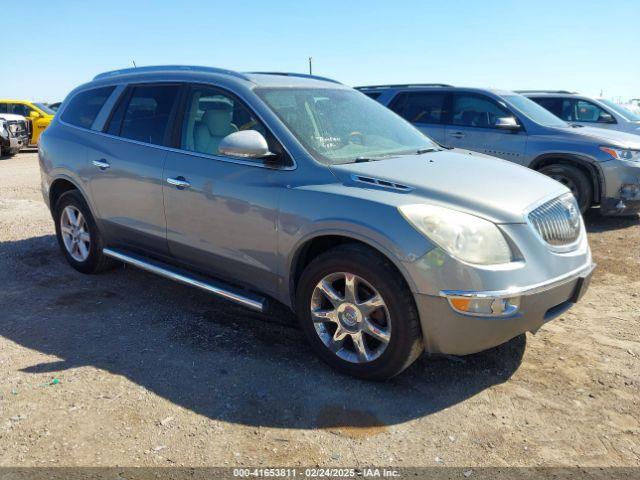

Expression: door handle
xmin=92 ymin=159 xmax=110 ymax=170
xmin=448 ymin=131 xmax=465 ymax=139
xmin=167 ymin=176 xmax=191 ymax=189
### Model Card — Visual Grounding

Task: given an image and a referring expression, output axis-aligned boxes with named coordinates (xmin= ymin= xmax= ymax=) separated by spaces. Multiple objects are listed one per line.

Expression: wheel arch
xmin=529 ymin=153 xmax=604 ymax=204
xmin=287 ymin=231 xmax=418 ymax=311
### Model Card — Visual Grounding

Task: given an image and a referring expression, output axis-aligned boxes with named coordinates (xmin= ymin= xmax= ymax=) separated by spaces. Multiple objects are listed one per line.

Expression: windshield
xmin=256 ymin=88 xmax=439 ymax=164
xmin=598 ymin=99 xmax=640 ymax=122
xmin=504 ymin=95 xmax=568 ymax=128
xmin=33 ymin=103 xmax=56 ymax=115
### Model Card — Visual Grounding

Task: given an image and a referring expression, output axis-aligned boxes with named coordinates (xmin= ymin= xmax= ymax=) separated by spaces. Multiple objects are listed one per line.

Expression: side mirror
xmin=218 ymin=130 xmax=274 ymax=159
xmin=29 ymin=110 xmax=41 ymax=119
xmin=598 ymin=113 xmax=615 ymax=124
xmin=495 ymin=117 xmax=521 ymax=131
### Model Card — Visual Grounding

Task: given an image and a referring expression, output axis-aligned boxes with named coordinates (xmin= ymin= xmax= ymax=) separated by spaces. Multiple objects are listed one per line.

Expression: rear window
xmin=390 ymin=92 xmax=447 ymax=124
xmin=61 ymin=87 xmax=115 ymax=129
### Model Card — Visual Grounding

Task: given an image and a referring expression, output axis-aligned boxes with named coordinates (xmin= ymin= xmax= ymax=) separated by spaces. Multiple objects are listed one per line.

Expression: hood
xmin=555 ymin=125 xmax=640 ymax=148
xmin=329 ymin=150 xmax=568 ymax=224
xmin=0 ymin=113 xmax=27 ymax=121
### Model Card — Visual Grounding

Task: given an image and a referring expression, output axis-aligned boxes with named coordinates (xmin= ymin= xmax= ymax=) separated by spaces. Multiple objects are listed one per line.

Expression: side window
xmin=61 ymin=87 xmax=115 ymax=129
xmin=0 ymin=103 xmax=8 ymax=114
xmin=452 ymin=94 xmax=514 ymax=128
xmin=180 ymin=86 xmax=268 ymax=158
xmin=532 ymin=97 xmax=564 ymax=117
xmin=115 ymin=85 xmax=181 ymax=145
xmin=392 ymin=92 xmax=446 ymax=124
xmin=575 ymin=100 xmax=611 ymax=123
xmin=362 ymin=91 xmax=382 ymax=100
xmin=10 ymin=104 xmax=31 ymax=117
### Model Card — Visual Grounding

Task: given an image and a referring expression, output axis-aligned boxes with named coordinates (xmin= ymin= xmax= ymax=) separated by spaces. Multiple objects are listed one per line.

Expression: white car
xmin=521 ymin=91 xmax=640 ymax=136
xmin=0 ymin=113 xmax=30 ymax=156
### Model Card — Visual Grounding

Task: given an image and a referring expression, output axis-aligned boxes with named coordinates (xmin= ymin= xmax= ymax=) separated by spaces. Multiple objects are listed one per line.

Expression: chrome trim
xmin=523 ymin=193 xmax=584 ymax=253
xmin=92 ymin=159 xmax=110 ymax=169
xmin=59 ymin=119 xmax=297 ymax=171
xmin=439 ymin=262 xmax=595 ymax=299
xmin=102 ymin=248 xmax=266 ymax=312
xmin=166 ymin=177 xmax=191 ymax=189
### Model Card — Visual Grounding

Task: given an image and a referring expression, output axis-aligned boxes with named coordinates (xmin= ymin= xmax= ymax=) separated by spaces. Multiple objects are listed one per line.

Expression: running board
xmin=102 ymin=248 xmax=267 ymax=312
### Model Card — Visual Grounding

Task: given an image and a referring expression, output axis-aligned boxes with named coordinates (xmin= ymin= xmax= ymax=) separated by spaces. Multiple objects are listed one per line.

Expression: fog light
xmin=620 ymin=183 xmax=640 ymax=200
xmin=448 ymin=296 xmax=520 ymax=317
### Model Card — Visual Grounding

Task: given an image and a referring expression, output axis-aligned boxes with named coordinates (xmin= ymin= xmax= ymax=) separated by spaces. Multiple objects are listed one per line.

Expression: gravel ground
xmin=0 ymin=151 xmax=638 ymax=467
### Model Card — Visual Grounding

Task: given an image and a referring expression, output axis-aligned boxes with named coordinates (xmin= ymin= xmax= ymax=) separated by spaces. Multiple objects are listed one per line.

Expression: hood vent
xmin=351 ymin=174 xmax=413 ymax=192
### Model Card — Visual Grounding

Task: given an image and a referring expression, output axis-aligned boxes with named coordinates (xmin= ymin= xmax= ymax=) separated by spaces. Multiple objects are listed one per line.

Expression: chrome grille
xmin=528 ymin=194 xmax=582 ymax=247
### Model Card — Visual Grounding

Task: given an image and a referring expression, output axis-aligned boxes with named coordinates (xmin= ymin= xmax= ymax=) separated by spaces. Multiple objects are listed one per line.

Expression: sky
xmin=2 ymin=0 xmax=639 ymax=103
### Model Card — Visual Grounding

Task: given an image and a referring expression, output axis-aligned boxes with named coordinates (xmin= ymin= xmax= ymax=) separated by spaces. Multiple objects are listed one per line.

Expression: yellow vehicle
xmin=0 ymin=99 xmax=55 ymax=145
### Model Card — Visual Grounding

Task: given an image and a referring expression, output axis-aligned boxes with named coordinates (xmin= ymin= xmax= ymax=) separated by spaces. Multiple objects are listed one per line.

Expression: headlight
xmin=600 ymin=146 xmax=640 ymax=163
xmin=399 ymin=204 xmax=513 ymax=265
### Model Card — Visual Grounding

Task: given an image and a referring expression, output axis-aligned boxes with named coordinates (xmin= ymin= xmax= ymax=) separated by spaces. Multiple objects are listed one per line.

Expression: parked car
xmin=519 ymin=90 xmax=640 ymax=136
xmin=48 ymin=102 xmax=62 ymax=112
xmin=0 ymin=99 xmax=55 ymax=145
xmin=0 ymin=113 xmax=30 ymax=156
xmin=39 ymin=66 xmax=594 ymax=379
xmin=357 ymin=84 xmax=640 ymax=216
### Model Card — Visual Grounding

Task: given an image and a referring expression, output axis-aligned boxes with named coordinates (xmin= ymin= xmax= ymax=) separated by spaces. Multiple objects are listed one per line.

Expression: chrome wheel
xmin=60 ymin=205 xmax=90 ymax=262
xmin=310 ymin=272 xmax=391 ymax=364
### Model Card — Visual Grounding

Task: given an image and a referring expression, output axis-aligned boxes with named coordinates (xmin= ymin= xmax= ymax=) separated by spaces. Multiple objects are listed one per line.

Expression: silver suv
xmin=358 ymin=84 xmax=640 ymax=216
xmin=520 ymin=90 xmax=640 ymax=136
xmin=39 ymin=66 xmax=594 ymax=379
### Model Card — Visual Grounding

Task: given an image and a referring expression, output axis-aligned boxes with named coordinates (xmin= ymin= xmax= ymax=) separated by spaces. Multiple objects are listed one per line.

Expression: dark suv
xmin=358 ymin=84 xmax=640 ymax=216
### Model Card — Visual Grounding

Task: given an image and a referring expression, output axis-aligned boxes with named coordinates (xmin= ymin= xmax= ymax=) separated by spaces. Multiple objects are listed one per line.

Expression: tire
xmin=54 ymin=190 xmax=115 ymax=274
xmin=295 ymin=243 xmax=423 ymax=380
xmin=538 ymin=163 xmax=593 ymax=213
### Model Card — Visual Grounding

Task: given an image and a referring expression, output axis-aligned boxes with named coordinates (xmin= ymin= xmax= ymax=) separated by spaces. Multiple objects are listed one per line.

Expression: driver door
xmin=162 ymin=85 xmax=288 ymax=295
xmin=444 ymin=93 xmax=527 ymax=165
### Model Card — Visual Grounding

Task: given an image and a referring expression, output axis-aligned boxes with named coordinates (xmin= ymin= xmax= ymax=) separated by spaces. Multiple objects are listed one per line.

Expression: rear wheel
xmin=54 ymin=190 xmax=115 ymax=274
xmin=538 ymin=163 xmax=593 ymax=213
xmin=296 ymin=244 xmax=423 ymax=380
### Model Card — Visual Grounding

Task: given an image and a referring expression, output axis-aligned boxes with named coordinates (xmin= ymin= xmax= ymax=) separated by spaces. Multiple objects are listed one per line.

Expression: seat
xmin=193 ymin=107 xmax=237 ymax=155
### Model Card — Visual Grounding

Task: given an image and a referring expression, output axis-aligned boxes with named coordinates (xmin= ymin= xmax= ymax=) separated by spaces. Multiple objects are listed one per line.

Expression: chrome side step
xmin=102 ymin=248 xmax=267 ymax=312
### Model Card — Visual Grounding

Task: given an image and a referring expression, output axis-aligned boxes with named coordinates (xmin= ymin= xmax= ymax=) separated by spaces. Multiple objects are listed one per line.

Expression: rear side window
xmin=109 ymin=85 xmax=180 ymax=145
xmin=61 ymin=87 xmax=115 ymax=129
xmin=390 ymin=92 xmax=447 ymax=124
xmin=530 ymin=97 xmax=565 ymax=117
xmin=362 ymin=91 xmax=382 ymax=100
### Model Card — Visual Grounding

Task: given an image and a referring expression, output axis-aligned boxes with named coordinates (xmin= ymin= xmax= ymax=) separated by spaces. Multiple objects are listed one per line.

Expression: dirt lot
xmin=0 ymin=151 xmax=638 ymax=468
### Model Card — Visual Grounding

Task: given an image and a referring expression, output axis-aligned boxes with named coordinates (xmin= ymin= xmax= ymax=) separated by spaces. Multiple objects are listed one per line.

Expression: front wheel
xmin=295 ymin=244 xmax=423 ymax=380
xmin=538 ymin=164 xmax=593 ymax=213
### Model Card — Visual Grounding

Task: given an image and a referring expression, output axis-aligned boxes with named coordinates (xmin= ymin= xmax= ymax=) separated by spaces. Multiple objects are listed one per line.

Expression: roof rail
xmin=355 ymin=84 xmax=453 ymax=90
xmin=246 ymin=71 xmax=342 ymax=84
xmin=93 ymin=65 xmax=251 ymax=81
xmin=515 ymin=90 xmax=577 ymax=95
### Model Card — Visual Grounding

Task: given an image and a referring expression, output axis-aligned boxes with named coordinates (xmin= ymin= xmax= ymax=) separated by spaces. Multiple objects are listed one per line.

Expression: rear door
xmin=388 ymin=91 xmax=447 ymax=144
xmin=85 ymin=83 xmax=182 ymax=254
xmin=444 ymin=92 xmax=528 ymax=164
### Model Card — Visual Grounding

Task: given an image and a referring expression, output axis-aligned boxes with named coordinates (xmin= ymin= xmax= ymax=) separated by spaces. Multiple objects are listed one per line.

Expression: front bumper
xmin=600 ymin=160 xmax=640 ymax=216
xmin=415 ymin=262 xmax=595 ymax=355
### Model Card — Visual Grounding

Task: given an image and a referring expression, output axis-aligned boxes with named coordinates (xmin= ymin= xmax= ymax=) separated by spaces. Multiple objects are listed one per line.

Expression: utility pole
xmin=308 ymin=57 xmax=313 ymax=75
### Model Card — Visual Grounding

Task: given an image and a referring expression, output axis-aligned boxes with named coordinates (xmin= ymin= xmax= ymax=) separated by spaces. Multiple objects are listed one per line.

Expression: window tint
xmin=9 ymin=104 xmax=32 ymax=117
xmin=391 ymin=92 xmax=446 ymax=124
xmin=0 ymin=103 xmax=7 ymax=114
xmin=61 ymin=87 xmax=115 ymax=129
xmin=117 ymin=85 xmax=180 ymax=145
xmin=362 ymin=91 xmax=381 ymax=100
xmin=531 ymin=97 xmax=564 ymax=117
xmin=575 ymin=100 xmax=609 ymax=122
xmin=180 ymin=86 xmax=268 ymax=157
xmin=452 ymin=94 xmax=514 ymax=128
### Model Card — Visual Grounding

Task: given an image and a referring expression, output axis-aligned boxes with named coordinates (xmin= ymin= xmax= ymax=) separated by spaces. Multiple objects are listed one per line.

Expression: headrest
xmin=202 ymin=108 xmax=234 ymax=137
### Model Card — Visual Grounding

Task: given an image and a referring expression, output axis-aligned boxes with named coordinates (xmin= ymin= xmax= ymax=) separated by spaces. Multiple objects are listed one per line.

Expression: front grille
xmin=528 ymin=194 xmax=582 ymax=247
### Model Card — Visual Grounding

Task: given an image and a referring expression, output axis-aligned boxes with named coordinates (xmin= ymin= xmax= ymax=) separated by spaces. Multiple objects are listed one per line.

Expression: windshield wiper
xmin=354 ymin=156 xmax=375 ymax=163
xmin=416 ymin=147 xmax=441 ymax=154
